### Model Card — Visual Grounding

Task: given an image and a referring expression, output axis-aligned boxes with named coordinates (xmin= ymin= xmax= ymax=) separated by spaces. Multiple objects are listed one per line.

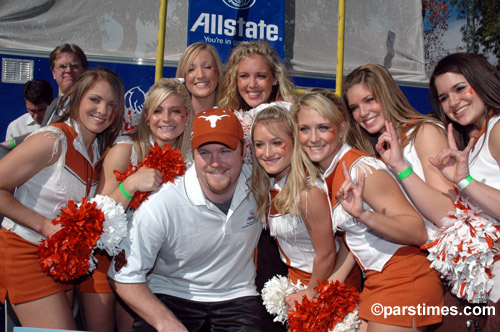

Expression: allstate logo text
xmin=190 ymin=13 xmax=279 ymax=41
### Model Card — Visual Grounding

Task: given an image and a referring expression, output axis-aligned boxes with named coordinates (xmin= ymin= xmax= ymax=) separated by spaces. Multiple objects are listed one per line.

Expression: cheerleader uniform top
xmin=267 ymin=175 xmax=331 ymax=284
xmin=402 ymin=123 xmax=446 ymax=241
xmin=324 ymin=143 xmax=406 ymax=272
xmin=462 ymin=114 xmax=500 ymax=303
xmin=469 ymin=114 xmax=500 ymax=190
xmin=2 ymin=120 xmax=100 ymax=245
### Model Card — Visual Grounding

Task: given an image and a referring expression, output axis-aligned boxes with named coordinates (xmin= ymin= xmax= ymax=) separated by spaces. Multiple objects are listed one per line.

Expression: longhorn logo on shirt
xmin=199 ymin=114 xmax=230 ymax=128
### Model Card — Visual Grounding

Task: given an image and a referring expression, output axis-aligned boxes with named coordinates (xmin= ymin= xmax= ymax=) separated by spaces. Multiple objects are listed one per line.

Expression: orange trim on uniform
xmin=324 ymin=148 xmax=368 ymax=208
xmin=471 ymin=113 xmax=495 ymax=151
xmin=288 ymin=266 xmax=311 ymax=285
xmin=0 ymin=228 xmax=74 ymax=304
xmin=359 ymin=246 xmax=443 ymax=327
xmin=50 ymin=123 xmax=108 ymax=294
xmin=51 ymin=123 xmax=100 ymax=197
xmin=78 ymin=251 xmax=113 ymax=293
xmin=325 ymin=149 xmax=369 ymax=287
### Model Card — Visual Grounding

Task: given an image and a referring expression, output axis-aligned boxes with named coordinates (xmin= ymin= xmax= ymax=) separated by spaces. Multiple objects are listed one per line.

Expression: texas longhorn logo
xmin=199 ymin=114 xmax=230 ymax=127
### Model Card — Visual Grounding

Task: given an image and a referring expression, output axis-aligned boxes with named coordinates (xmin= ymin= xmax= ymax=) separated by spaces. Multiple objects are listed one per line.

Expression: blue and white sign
xmin=188 ymin=0 xmax=285 ymax=62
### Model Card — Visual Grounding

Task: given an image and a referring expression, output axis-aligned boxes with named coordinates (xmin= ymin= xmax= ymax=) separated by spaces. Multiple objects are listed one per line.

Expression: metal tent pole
xmin=155 ymin=0 xmax=168 ymax=82
xmin=335 ymin=0 xmax=346 ymax=96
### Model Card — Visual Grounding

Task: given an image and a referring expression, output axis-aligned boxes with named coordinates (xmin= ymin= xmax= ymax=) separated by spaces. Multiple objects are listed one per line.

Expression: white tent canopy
xmin=0 ymin=0 xmax=427 ymax=83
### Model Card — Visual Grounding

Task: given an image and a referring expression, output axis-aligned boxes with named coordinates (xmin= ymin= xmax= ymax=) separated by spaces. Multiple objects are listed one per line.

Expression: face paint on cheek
xmin=329 ymin=129 xmax=336 ymax=136
xmin=180 ymin=114 xmax=185 ymax=120
xmin=280 ymin=145 xmax=287 ymax=151
xmin=465 ymin=88 xmax=474 ymax=95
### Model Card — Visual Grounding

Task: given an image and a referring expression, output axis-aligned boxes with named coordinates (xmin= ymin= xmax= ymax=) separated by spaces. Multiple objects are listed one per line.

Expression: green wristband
xmin=119 ymin=182 xmax=133 ymax=199
xmin=457 ymin=175 xmax=474 ymax=191
xmin=9 ymin=138 xmax=16 ymax=149
xmin=397 ymin=166 xmax=413 ymax=180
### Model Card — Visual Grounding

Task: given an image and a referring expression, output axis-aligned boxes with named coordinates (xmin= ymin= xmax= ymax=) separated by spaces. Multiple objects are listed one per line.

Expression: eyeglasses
xmin=55 ymin=62 xmax=82 ymax=71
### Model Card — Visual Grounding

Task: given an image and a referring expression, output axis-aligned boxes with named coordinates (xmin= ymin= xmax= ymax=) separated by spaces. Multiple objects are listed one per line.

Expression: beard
xmin=203 ymin=167 xmax=233 ymax=195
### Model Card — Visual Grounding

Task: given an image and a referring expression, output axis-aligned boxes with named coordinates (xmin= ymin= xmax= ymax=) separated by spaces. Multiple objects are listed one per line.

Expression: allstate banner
xmin=187 ymin=0 xmax=285 ymax=62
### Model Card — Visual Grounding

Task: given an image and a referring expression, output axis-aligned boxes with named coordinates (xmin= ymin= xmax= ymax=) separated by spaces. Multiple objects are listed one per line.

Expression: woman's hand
xmin=376 ymin=121 xmax=408 ymax=173
xmin=429 ymin=123 xmax=473 ymax=184
xmin=337 ymin=161 xmax=366 ymax=219
xmin=40 ymin=217 xmax=63 ymax=238
xmin=284 ymin=288 xmax=317 ymax=310
xmin=122 ymin=167 xmax=163 ymax=195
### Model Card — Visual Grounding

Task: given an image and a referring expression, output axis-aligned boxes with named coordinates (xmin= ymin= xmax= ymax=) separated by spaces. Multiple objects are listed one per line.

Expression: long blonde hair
xmin=176 ymin=42 xmax=223 ymax=104
xmin=342 ymin=64 xmax=443 ymax=156
xmin=250 ymin=106 xmax=318 ymax=221
xmin=133 ymin=78 xmax=193 ymax=161
xmin=219 ymin=40 xmax=296 ymax=110
xmin=291 ymin=91 xmax=356 ymax=170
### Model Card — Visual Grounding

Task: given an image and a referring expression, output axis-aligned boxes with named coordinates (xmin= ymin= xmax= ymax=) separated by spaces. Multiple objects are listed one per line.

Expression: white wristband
xmin=456 ymin=175 xmax=474 ymax=191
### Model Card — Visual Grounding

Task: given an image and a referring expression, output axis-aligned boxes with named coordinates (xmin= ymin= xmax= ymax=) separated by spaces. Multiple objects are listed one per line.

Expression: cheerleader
xmin=293 ymin=90 xmax=443 ymax=331
xmin=250 ymin=105 xmax=335 ymax=306
xmin=429 ymin=52 xmax=500 ymax=330
xmin=0 ymin=67 xmax=124 ymax=330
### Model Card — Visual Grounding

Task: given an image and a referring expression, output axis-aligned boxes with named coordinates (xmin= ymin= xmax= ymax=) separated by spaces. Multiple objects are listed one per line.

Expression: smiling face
xmin=185 ymin=50 xmax=219 ymax=101
xmin=253 ymin=120 xmax=293 ymax=181
xmin=78 ymin=80 xmax=117 ymax=146
xmin=434 ymin=72 xmax=487 ymax=129
xmin=346 ymin=83 xmax=386 ymax=135
xmin=194 ymin=141 xmax=244 ymax=203
xmin=297 ymin=106 xmax=344 ymax=170
xmin=51 ymin=52 xmax=85 ymax=94
xmin=237 ymin=54 xmax=277 ymax=109
xmin=147 ymin=93 xmax=189 ymax=147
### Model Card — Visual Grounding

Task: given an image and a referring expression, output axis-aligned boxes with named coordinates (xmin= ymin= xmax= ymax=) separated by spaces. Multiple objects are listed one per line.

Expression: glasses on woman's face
xmin=55 ymin=62 xmax=81 ymax=72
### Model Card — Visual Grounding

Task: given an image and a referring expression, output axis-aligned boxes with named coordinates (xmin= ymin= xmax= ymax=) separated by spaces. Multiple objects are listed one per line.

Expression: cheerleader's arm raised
xmin=338 ymin=162 xmax=427 ymax=246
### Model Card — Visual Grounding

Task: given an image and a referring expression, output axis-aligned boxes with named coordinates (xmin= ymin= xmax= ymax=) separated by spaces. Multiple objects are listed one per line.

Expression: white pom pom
xmin=91 ymin=195 xmax=128 ymax=256
xmin=330 ymin=308 xmax=361 ymax=332
xmin=261 ymin=275 xmax=306 ymax=323
xmin=425 ymin=196 xmax=500 ymax=303
xmin=88 ymin=249 xmax=97 ymax=273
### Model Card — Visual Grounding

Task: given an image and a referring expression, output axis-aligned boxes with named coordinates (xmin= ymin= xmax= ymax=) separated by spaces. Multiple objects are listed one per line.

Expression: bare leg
xmin=79 ymin=292 xmax=116 ymax=332
xmin=12 ymin=290 xmax=76 ymax=329
xmin=357 ymin=319 xmax=368 ymax=332
xmin=367 ymin=320 xmax=427 ymax=332
xmin=116 ymin=298 xmax=135 ymax=332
